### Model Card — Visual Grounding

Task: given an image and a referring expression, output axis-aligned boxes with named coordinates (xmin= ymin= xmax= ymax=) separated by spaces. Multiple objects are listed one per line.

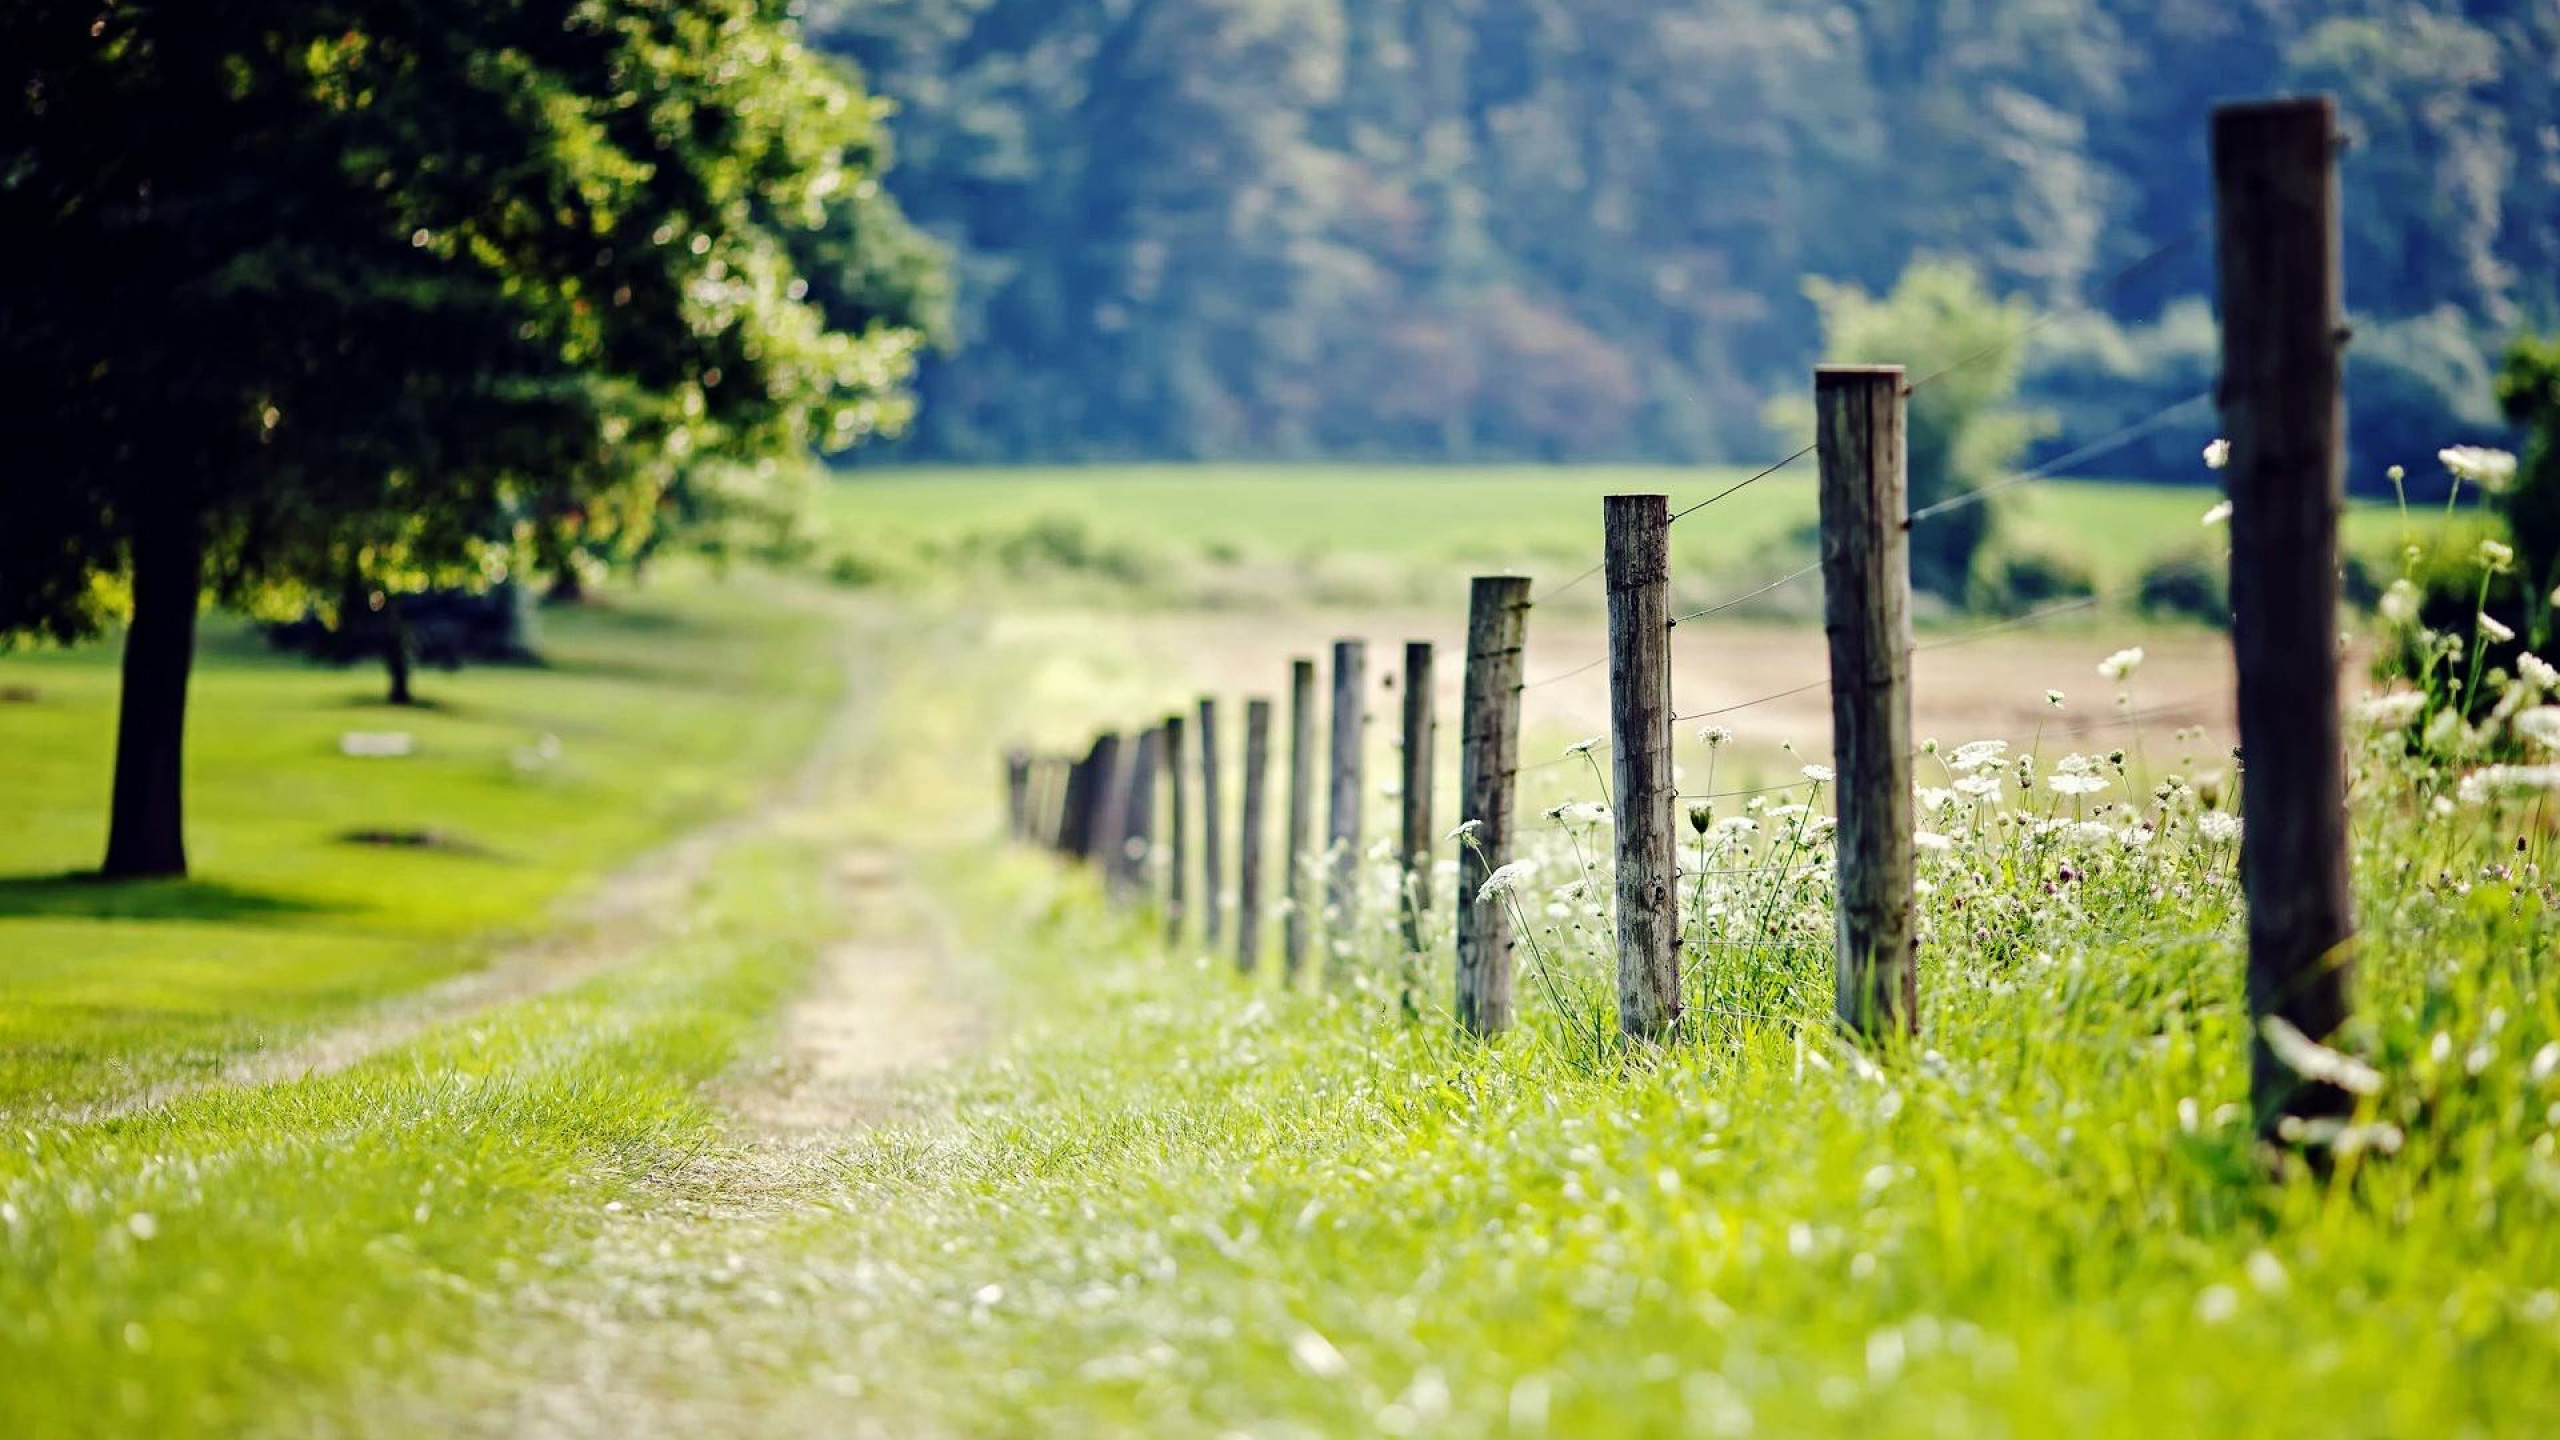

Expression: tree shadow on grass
xmin=0 ymin=873 xmax=336 ymax=923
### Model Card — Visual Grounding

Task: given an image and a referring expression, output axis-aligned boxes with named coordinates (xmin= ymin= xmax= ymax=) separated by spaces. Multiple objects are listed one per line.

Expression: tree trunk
xmin=383 ymin=595 xmax=416 ymax=706
xmin=102 ymin=508 xmax=204 ymax=880
xmin=545 ymin=564 xmax=585 ymax=605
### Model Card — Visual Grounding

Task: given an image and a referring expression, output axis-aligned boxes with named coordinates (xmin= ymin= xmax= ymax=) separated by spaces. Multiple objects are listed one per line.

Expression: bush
xmin=1968 ymin=540 xmax=2094 ymax=616
xmin=2133 ymin=550 xmax=2229 ymax=628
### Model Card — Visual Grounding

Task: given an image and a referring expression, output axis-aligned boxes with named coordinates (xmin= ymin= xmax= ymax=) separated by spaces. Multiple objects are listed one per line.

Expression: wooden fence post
xmin=1239 ymin=697 xmax=1272 ymax=974
xmin=2214 ymin=96 xmax=2357 ymax=1140
xmin=1115 ymin=725 xmax=1160 ymax=901
xmin=1816 ymin=365 xmax=1918 ymax=1041
xmin=1163 ymin=712 xmax=1189 ymax=941
xmin=1326 ymin=638 xmax=1367 ymax=971
xmin=1284 ymin=658 xmax=1318 ymax=981
xmin=1076 ymin=732 xmax=1123 ymax=867
xmin=1004 ymin=749 xmax=1032 ymax=840
xmin=1398 ymin=641 xmax=1436 ymax=957
xmin=1044 ymin=756 xmax=1073 ymax=851
xmin=1197 ymin=698 xmax=1225 ymax=946
xmin=1456 ymin=577 xmax=1530 ymax=1036
xmin=1605 ymin=495 xmax=1681 ymax=1042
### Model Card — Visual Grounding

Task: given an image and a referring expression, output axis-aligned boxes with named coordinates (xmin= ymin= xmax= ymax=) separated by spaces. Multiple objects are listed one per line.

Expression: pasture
xmin=4 ymin=467 xmax=2551 ymax=1439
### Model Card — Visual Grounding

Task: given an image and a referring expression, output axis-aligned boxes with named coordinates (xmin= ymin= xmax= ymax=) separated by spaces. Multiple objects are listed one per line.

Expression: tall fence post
xmin=1326 ymin=638 xmax=1367 ymax=973
xmin=1456 ymin=577 xmax=1529 ymax=1036
xmin=1114 ymin=725 xmax=1161 ymax=901
xmin=1238 ymin=697 xmax=1272 ymax=974
xmin=2214 ymin=95 xmax=2356 ymax=1140
xmin=1004 ymin=749 xmax=1031 ymax=840
xmin=1398 ymin=641 xmax=1436 ymax=962
xmin=1197 ymin=698 xmax=1225 ymax=946
xmin=1164 ymin=712 xmax=1189 ymax=941
xmin=1605 ymin=495 xmax=1680 ymax=1042
xmin=1816 ymin=365 xmax=1918 ymax=1040
xmin=1078 ymin=731 xmax=1125 ymax=868
xmin=1045 ymin=755 xmax=1073 ymax=851
xmin=1284 ymin=658 xmax=1318 ymax=981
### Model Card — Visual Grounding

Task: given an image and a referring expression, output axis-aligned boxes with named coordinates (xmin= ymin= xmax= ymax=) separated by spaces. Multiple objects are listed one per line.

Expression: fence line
xmin=994 ymin=100 xmax=2353 ymax=1151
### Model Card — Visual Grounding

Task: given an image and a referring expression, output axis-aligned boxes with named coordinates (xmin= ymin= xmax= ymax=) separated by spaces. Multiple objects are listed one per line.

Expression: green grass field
xmin=811 ymin=464 xmax=2439 ymax=602
xmin=0 ymin=568 xmax=846 ymax=1115
xmin=3 ymin=470 xmax=2552 ymax=1439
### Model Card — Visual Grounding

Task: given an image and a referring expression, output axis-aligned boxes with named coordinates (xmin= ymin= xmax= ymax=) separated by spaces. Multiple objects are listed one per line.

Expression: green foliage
xmin=2498 ymin=332 xmax=2560 ymax=595
xmin=2135 ymin=550 xmax=2231 ymax=629
xmin=1787 ymin=260 xmax=2047 ymax=599
xmin=1970 ymin=538 xmax=2096 ymax=617
xmin=813 ymin=0 xmax=2554 ymax=468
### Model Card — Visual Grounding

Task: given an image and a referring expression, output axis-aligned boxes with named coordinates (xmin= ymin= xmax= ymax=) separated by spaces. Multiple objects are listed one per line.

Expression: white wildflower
xmin=2200 ymin=500 xmax=2233 ymax=527
xmin=2518 ymin=708 xmax=2560 ymax=750
xmin=2520 ymin=652 xmax=2559 ymax=692
xmin=1914 ymin=830 xmax=1953 ymax=853
xmin=1474 ymin=860 xmax=1537 ymax=904
xmin=2358 ymin=692 xmax=2425 ymax=727
xmin=2203 ymin=438 xmax=2231 ymax=470
xmin=2196 ymin=811 xmax=2242 ymax=843
xmin=1953 ymin=773 xmax=2004 ymax=800
xmin=2069 ymin=820 xmax=2115 ymax=846
xmin=1915 ymin=786 xmax=1954 ymax=813
xmin=1556 ymin=802 xmax=1611 ymax=828
xmin=2260 ymin=1016 xmax=2384 ymax=1096
xmin=2479 ymin=539 xmax=2515 ymax=572
xmin=1565 ymin=736 xmax=1602 ymax=757
xmin=2439 ymin=445 xmax=2518 ymax=493
xmin=1714 ymin=816 xmax=1758 ymax=836
xmin=2097 ymin=647 xmax=2145 ymax=682
xmin=1947 ymin=739 xmax=2009 ymax=773
xmin=2457 ymin=765 xmax=2560 ymax=805
xmin=1802 ymin=764 xmax=1835 ymax=784
xmin=2049 ymin=771 xmax=2108 ymax=797
xmin=2379 ymin=579 xmax=2421 ymax=626
xmin=2045 ymin=689 xmax=2065 ymax=708
xmin=1697 ymin=725 xmax=1733 ymax=747
xmin=2480 ymin=613 xmax=2516 ymax=644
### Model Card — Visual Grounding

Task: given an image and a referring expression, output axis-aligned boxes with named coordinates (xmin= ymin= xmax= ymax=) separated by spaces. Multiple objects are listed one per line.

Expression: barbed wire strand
xmin=1670 ymin=563 xmax=1821 ymax=627
xmin=1903 ymin=221 xmax=2207 ymax=396
xmin=1907 ymin=390 xmax=2216 ymax=527
xmin=1521 ymin=655 xmax=1607 ymax=690
xmin=1669 ymin=443 xmax=1817 ymax=524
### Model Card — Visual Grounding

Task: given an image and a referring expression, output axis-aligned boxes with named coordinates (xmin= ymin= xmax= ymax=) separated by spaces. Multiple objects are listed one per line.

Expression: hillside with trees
xmin=818 ymin=0 xmax=2558 ymax=483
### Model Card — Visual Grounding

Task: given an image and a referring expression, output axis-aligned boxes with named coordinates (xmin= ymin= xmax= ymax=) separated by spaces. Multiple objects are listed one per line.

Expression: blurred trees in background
xmin=820 ymin=0 xmax=2556 ymax=481
xmin=0 ymin=0 xmax=937 ymax=876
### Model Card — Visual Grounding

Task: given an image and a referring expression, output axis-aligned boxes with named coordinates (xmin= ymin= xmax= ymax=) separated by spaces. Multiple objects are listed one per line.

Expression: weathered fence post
xmin=1077 ymin=731 xmax=1124 ymax=867
xmin=1164 ymin=712 xmax=1189 ymax=941
xmin=1816 ymin=365 xmax=1918 ymax=1041
xmin=1239 ymin=697 xmax=1272 ymax=974
xmin=1045 ymin=756 xmax=1074 ymax=851
xmin=1326 ymin=639 xmax=1367 ymax=971
xmin=1197 ymin=698 xmax=1225 ymax=945
xmin=2214 ymin=95 xmax=2357 ymax=1140
xmin=1114 ymin=725 xmax=1161 ymax=901
xmin=1605 ymin=495 xmax=1681 ymax=1041
xmin=1004 ymin=748 xmax=1032 ymax=840
xmin=1456 ymin=577 xmax=1530 ymax=1036
xmin=1398 ymin=641 xmax=1436 ymax=958
xmin=1284 ymin=658 xmax=1318 ymax=981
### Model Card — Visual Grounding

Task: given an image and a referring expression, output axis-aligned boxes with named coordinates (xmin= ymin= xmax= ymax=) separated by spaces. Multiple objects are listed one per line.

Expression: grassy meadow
xmin=4 ymin=466 xmax=2554 ymax=1440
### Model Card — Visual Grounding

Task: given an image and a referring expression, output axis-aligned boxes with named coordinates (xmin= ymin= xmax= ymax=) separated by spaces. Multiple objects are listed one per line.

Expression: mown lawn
xmin=0 ymin=567 xmax=846 ymax=1114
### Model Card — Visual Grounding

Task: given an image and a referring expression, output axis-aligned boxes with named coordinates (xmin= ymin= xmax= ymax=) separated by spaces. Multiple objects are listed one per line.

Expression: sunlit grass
xmin=0 ymin=566 xmax=846 ymax=1113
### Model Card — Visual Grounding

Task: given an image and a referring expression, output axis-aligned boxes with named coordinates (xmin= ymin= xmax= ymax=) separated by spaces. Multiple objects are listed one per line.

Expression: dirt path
xmin=62 ymin=621 xmax=902 ymax=1128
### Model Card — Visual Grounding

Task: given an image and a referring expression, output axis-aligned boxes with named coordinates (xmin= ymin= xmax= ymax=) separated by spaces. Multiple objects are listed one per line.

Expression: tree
xmin=0 ymin=0 xmax=935 ymax=877
xmin=2498 ymin=333 xmax=2560 ymax=603
xmin=1787 ymin=260 xmax=2047 ymax=601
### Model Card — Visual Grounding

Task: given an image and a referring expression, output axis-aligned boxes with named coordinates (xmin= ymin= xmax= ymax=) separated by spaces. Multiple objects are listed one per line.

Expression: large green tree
xmin=0 ymin=0 xmax=935 ymax=878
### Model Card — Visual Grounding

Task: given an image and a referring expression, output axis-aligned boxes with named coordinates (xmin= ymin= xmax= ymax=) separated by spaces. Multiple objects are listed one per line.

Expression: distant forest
xmin=815 ymin=0 xmax=2559 ymax=485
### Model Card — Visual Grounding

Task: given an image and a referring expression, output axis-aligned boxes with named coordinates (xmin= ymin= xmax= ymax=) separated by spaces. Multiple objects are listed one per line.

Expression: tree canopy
xmin=1 ymin=0 xmax=937 ymax=875
xmin=816 ymin=0 xmax=2556 ymax=481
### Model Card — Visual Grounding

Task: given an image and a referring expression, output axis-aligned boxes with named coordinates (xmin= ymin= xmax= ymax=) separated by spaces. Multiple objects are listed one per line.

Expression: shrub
xmin=1968 ymin=540 xmax=2094 ymax=616
xmin=2134 ymin=550 xmax=2229 ymax=628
